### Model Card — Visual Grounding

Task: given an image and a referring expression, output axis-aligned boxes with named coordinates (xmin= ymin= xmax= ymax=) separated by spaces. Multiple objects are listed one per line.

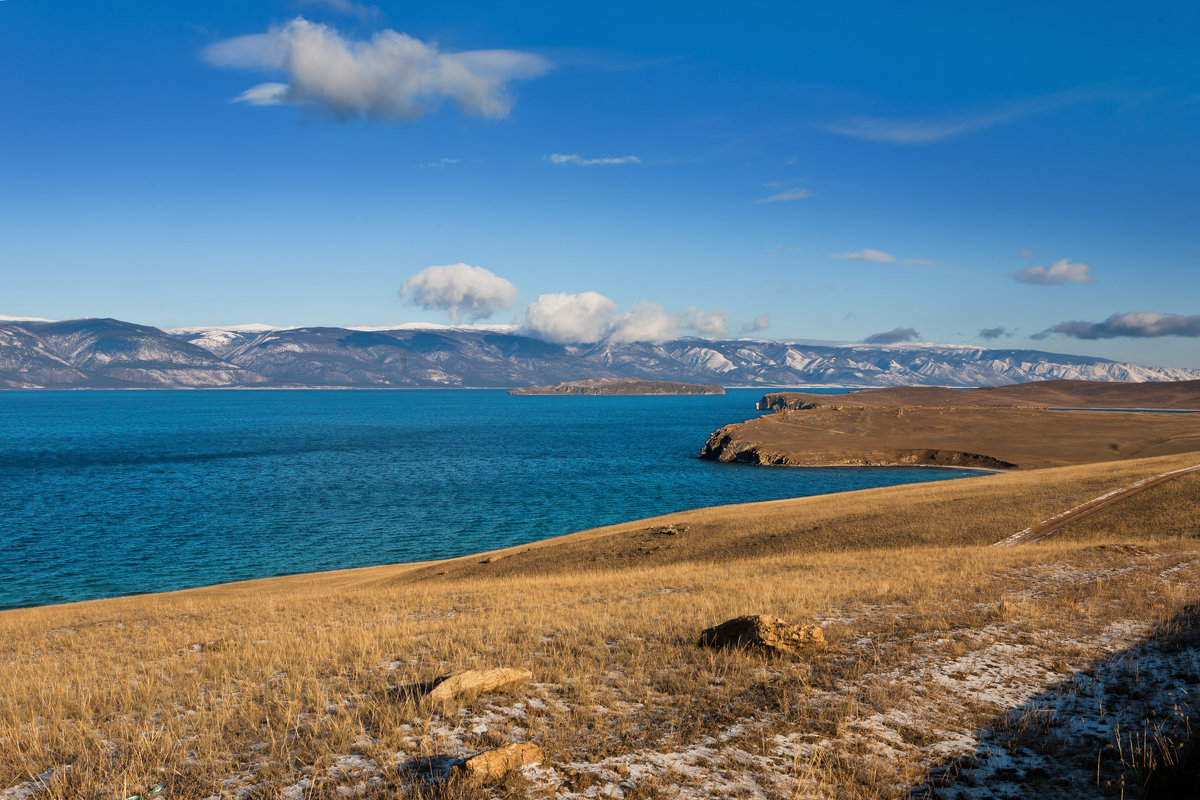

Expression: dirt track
xmin=993 ymin=463 xmax=1200 ymax=546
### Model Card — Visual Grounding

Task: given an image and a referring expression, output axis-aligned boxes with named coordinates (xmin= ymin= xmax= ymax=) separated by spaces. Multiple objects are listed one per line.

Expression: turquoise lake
xmin=0 ymin=389 xmax=979 ymax=609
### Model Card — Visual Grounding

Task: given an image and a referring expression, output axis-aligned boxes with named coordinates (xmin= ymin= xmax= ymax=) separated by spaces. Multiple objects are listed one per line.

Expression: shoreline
xmin=0 ymin=461 xmax=988 ymax=615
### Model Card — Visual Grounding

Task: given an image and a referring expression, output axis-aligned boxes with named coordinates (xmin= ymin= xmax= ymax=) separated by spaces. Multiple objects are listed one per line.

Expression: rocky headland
xmin=703 ymin=380 xmax=1200 ymax=470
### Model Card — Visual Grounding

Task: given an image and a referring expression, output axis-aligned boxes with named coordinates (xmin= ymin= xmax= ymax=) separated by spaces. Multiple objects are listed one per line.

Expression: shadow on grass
xmin=912 ymin=603 xmax=1200 ymax=799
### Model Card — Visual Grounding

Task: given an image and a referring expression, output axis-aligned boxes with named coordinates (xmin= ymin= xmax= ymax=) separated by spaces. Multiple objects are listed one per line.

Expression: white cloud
xmin=521 ymin=293 xmax=729 ymax=344
xmin=233 ymin=82 xmax=289 ymax=106
xmin=830 ymin=249 xmax=934 ymax=265
xmin=742 ymin=313 xmax=771 ymax=334
xmin=297 ymin=0 xmax=380 ymax=20
xmin=399 ymin=263 xmax=518 ymax=321
xmin=546 ymin=153 xmax=642 ymax=166
xmin=418 ymin=157 xmax=459 ymax=168
xmin=831 ymin=249 xmax=897 ymax=263
xmin=1020 ymin=248 xmax=1034 ymax=260
xmin=754 ymin=189 xmax=814 ymax=204
xmin=686 ymin=307 xmax=731 ymax=337
xmin=204 ymin=18 xmax=551 ymax=120
xmin=1012 ymin=258 xmax=1094 ymax=285
xmin=522 ymin=292 xmax=618 ymax=343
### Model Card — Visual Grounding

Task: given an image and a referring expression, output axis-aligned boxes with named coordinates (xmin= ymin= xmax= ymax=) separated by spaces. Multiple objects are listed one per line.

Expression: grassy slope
xmin=2 ymin=451 xmax=1199 ymax=798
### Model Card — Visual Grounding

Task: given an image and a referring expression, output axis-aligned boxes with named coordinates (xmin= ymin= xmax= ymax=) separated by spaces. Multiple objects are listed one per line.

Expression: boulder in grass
xmin=425 ymin=667 xmax=533 ymax=703
xmin=698 ymin=615 xmax=825 ymax=655
xmin=458 ymin=743 xmax=544 ymax=782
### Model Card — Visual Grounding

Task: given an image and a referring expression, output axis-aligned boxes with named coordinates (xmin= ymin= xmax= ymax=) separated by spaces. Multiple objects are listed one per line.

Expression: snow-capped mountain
xmin=0 ymin=318 xmax=1197 ymax=389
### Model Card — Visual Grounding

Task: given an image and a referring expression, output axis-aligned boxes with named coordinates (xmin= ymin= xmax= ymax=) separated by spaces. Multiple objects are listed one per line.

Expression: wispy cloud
xmin=546 ymin=153 xmax=641 ymax=166
xmin=418 ymin=158 xmax=460 ymax=169
xmin=204 ymin=18 xmax=551 ymax=121
xmin=864 ymin=327 xmax=920 ymax=344
xmin=754 ymin=189 xmax=814 ymax=204
xmin=742 ymin=313 xmax=771 ymax=333
xmin=296 ymin=0 xmax=380 ymax=21
xmin=1012 ymin=258 xmax=1094 ymax=285
xmin=822 ymin=89 xmax=1107 ymax=145
xmin=979 ymin=326 xmax=1010 ymax=340
xmin=1035 ymin=312 xmax=1200 ymax=340
xmin=830 ymin=249 xmax=934 ymax=265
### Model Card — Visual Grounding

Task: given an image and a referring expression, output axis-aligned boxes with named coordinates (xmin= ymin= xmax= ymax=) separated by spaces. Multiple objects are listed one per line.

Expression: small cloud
xmin=399 ymin=263 xmax=518 ymax=321
xmin=821 ymin=89 xmax=1107 ymax=145
xmin=233 ymin=82 xmax=289 ymax=106
xmin=1020 ymin=248 xmax=1033 ymax=260
xmin=754 ymin=189 xmax=814 ymax=204
xmin=1035 ymin=312 xmax=1200 ymax=340
xmin=766 ymin=275 xmax=791 ymax=292
xmin=296 ymin=0 xmax=380 ymax=20
xmin=742 ymin=313 xmax=771 ymax=334
xmin=1012 ymin=258 xmax=1094 ymax=285
xmin=546 ymin=153 xmax=641 ymax=166
xmin=418 ymin=158 xmax=459 ymax=169
xmin=979 ymin=326 xmax=1010 ymax=340
xmin=864 ymin=327 xmax=920 ymax=344
xmin=784 ymin=156 xmax=799 ymax=165
xmin=205 ymin=17 xmax=551 ymax=121
xmin=831 ymin=249 xmax=897 ymax=263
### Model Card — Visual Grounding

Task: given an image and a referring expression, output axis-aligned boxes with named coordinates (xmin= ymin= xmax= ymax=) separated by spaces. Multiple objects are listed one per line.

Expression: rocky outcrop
xmin=424 ymin=667 xmax=532 ymax=704
xmin=699 ymin=615 xmax=825 ymax=655
xmin=509 ymin=377 xmax=725 ymax=395
xmin=700 ymin=426 xmax=1017 ymax=470
xmin=457 ymin=743 xmax=544 ymax=782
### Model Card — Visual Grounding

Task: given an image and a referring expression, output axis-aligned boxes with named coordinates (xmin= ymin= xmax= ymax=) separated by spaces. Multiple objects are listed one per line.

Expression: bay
xmin=0 ymin=389 xmax=974 ymax=609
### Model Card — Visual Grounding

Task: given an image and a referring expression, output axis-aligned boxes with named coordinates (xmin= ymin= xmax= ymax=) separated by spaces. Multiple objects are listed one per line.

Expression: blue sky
xmin=2 ymin=0 xmax=1198 ymax=366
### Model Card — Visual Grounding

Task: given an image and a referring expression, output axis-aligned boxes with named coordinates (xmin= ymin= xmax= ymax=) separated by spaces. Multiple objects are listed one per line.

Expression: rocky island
xmin=509 ymin=377 xmax=725 ymax=396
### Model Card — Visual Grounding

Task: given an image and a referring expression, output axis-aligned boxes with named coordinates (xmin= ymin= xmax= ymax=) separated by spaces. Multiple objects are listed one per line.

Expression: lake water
xmin=0 ymin=389 xmax=975 ymax=610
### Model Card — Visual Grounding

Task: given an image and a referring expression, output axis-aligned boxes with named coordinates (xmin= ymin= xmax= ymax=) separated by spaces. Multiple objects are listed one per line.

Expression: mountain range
xmin=1 ymin=317 xmax=1196 ymax=389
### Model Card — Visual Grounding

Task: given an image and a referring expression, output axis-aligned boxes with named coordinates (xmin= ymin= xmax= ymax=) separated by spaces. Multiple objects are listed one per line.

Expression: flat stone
xmin=425 ymin=667 xmax=533 ymax=704
xmin=698 ymin=615 xmax=825 ymax=655
xmin=458 ymin=743 xmax=544 ymax=782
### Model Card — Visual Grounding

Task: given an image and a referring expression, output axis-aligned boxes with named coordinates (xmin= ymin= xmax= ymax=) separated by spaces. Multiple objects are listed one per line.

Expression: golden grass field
xmin=3 ymin=446 xmax=1199 ymax=799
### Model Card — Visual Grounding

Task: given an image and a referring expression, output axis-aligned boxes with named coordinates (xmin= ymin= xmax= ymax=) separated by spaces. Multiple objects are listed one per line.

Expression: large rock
xmin=425 ymin=667 xmax=532 ymax=704
xmin=458 ymin=743 xmax=544 ymax=782
xmin=698 ymin=615 xmax=825 ymax=655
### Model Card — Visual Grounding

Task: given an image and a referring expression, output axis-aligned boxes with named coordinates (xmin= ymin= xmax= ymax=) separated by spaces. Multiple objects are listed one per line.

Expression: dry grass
xmin=1 ymin=452 xmax=1198 ymax=798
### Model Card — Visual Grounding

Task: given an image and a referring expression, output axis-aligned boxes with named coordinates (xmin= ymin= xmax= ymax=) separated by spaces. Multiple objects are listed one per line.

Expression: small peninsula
xmin=509 ymin=377 xmax=725 ymax=396
xmin=703 ymin=380 xmax=1200 ymax=470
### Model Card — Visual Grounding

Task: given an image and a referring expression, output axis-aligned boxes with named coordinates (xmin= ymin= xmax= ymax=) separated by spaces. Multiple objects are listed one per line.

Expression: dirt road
xmin=993 ymin=463 xmax=1200 ymax=547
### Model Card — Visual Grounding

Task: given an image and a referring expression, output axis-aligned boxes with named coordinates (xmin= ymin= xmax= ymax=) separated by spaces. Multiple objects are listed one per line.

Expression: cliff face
xmin=509 ymin=378 xmax=725 ymax=396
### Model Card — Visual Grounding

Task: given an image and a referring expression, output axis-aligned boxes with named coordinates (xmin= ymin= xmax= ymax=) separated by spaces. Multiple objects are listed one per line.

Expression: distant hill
xmin=1 ymin=317 xmax=1198 ymax=388
xmin=509 ymin=378 xmax=725 ymax=395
